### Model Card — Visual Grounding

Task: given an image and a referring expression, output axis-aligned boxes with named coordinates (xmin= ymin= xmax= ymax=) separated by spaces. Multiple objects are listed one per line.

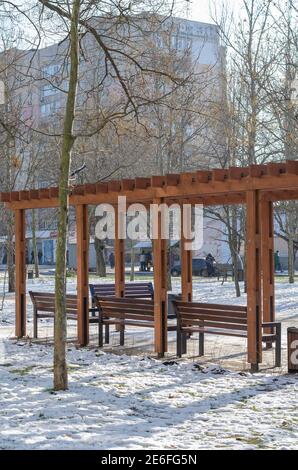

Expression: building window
xmin=41 ymin=84 xmax=59 ymax=99
xmin=42 ymin=64 xmax=60 ymax=78
xmin=40 ymin=99 xmax=61 ymax=116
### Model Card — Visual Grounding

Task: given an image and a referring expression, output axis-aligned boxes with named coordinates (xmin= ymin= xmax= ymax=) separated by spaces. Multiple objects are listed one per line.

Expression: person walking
xmin=145 ymin=252 xmax=152 ymax=271
xmin=206 ymin=253 xmax=215 ymax=276
xmin=274 ymin=250 xmax=282 ymax=272
xmin=109 ymin=252 xmax=115 ymax=269
xmin=140 ymin=251 xmax=146 ymax=271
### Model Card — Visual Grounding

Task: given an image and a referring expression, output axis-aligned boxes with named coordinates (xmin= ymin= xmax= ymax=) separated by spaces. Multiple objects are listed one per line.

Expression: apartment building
xmin=0 ymin=15 xmax=226 ymax=260
xmin=0 ymin=15 xmax=225 ymax=187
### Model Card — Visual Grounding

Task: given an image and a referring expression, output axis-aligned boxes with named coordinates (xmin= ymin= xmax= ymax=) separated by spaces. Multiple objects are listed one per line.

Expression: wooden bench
xmin=29 ymin=291 xmax=98 ymax=339
xmin=95 ymin=296 xmax=176 ymax=348
xmin=89 ymin=282 xmax=154 ymax=343
xmin=173 ymin=301 xmax=281 ymax=368
xmin=89 ymin=282 xmax=154 ymax=302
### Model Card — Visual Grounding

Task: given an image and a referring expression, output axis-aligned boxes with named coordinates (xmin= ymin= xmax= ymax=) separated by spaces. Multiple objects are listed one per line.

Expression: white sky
xmin=181 ymin=0 xmax=240 ymax=23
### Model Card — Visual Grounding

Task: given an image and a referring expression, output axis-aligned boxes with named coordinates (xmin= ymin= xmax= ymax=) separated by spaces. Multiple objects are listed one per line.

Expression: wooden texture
xmin=260 ymin=200 xmax=275 ymax=342
xmin=15 ymin=209 xmax=26 ymax=338
xmin=246 ymin=191 xmax=262 ymax=368
xmin=6 ymin=161 xmax=298 ymax=211
xmin=174 ymin=300 xmax=281 ymax=367
xmin=153 ymin=198 xmax=168 ymax=356
xmin=5 ymin=161 xmax=298 ymax=367
xmin=89 ymin=282 xmax=154 ymax=300
xmin=115 ymin=203 xmax=125 ymax=298
xmin=180 ymin=204 xmax=192 ymax=302
xmin=29 ymin=291 xmax=98 ymax=340
xmin=76 ymin=205 xmax=89 ymax=346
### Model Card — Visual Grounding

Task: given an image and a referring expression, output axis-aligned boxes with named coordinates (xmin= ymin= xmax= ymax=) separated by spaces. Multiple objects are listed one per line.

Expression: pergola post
xmin=15 ymin=209 xmax=26 ymax=338
xmin=152 ymin=198 xmax=168 ymax=357
xmin=246 ymin=190 xmax=262 ymax=370
xmin=181 ymin=203 xmax=192 ymax=302
xmin=260 ymin=199 xmax=275 ymax=347
xmin=76 ymin=204 xmax=89 ymax=346
xmin=115 ymin=203 xmax=125 ymax=298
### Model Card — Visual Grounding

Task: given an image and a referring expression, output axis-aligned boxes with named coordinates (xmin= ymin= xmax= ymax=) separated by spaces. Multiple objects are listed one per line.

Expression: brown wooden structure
xmin=2 ymin=160 xmax=298 ymax=369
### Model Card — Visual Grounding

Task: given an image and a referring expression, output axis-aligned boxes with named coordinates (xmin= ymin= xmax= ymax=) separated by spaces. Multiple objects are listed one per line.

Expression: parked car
xmin=171 ymin=258 xmax=219 ymax=277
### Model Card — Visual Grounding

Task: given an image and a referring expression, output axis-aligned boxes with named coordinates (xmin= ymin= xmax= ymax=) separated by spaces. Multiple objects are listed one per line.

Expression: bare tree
xmin=0 ymin=0 xmax=195 ymax=390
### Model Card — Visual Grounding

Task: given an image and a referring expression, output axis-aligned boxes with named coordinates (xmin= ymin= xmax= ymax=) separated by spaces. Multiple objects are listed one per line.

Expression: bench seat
xmin=95 ymin=296 xmax=175 ymax=347
xmin=174 ymin=300 xmax=281 ymax=369
xmin=29 ymin=291 xmax=99 ymax=339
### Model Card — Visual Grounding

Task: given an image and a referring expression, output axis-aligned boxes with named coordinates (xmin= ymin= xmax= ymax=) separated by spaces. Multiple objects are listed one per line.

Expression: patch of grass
xmin=10 ymin=365 xmax=37 ymax=376
xmin=234 ymin=435 xmax=265 ymax=447
xmin=280 ymin=421 xmax=295 ymax=431
xmin=115 ymin=383 xmax=126 ymax=389
xmin=67 ymin=364 xmax=82 ymax=372
xmin=251 ymin=405 xmax=261 ymax=412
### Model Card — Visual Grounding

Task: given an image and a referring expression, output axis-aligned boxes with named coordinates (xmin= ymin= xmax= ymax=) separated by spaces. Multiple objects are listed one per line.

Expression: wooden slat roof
xmin=1 ymin=160 xmax=298 ymax=209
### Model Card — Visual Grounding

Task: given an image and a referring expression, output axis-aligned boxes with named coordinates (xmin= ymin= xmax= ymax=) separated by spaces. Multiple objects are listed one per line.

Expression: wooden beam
xmin=15 ymin=209 xmax=26 ymax=338
xmin=115 ymin=203 xmax=125 ymax=298
xmin=152 ymin=198 xmax=168 ymax=356
xmin=260 ymin=200 xmax=275 ymax=345
xmin=6 ymin=161 xmax=298 ymax=211
xmin=76 ymin=205 xmax=89 ymax=346
xmin=261 ymin=189 xmax=298 ymax=202
xmin=180 ymin=204 xmax=192 ymax=302
xmin=246 ymin=191 xmax=262 ymax=370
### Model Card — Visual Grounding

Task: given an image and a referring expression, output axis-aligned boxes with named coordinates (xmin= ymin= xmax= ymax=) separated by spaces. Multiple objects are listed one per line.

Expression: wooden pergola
xmin=1 ymin=159 xmax=298 ymax=369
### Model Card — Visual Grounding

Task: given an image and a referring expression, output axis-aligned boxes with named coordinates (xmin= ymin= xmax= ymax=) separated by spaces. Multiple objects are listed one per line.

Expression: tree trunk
xmin=288 ymin=235 xmax=295 ymax=284
xmin=232 ymin=251 xmax=241 ymax=297
xmin=7 ymin=212 xmax=15 ymax=293
xmin=54 ymin=0 xmax=80 ymax=391
xmin=130 ymin=241 xmax=135 ymax=282
xmin=31 ymin=209 xmax=39 ymax=278
xmin=94 ymin=237 xmax=106 ymax=277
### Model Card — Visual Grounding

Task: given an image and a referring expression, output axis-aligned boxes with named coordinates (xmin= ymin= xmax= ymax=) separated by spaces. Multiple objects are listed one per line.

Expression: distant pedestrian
xmin=109 ymin=252 xmax=115 ymax=269
xmin=274 ymin=250 xmax=282 ymax=272
xmin=206 ymin=253 xmax=215 ymax=276
xmin=140 ymin=251 xmax=146 ymax=271
xmin=145 ymin=252 xmax=152 ymax=271
xmin=38 ymin=250 xmax=43 ymax=265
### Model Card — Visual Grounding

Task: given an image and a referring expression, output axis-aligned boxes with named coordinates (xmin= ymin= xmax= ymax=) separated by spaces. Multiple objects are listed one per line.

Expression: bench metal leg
xmin=199 ymin=332 xmax=204 ymax=356
xmin=182 ymin=333 xmax=187 ymax=355
xmin=98 ymin=321 xmax=103 ymax=348
xmin=33 ymin=309 xmax=38 ymax=339
xmin=177 ymin=331 xmax=182 ymax=358
xmin=275 ymin=324 xmax=282 ymax=368
xmin=251 ymin=363 xmax=259 ymax=372
xmin=105 ymin=324 xmax=110 ymax=344
xmin=120 ymin=325 xmax=125 ymax=346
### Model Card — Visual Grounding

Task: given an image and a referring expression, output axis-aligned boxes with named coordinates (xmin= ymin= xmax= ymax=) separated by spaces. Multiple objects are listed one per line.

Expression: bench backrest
xmin=89 ymin=282 xmax=154 ymax=300
xmin=29 ymin=291 xmax=78 ymax=315
xmin=95 ymin=296 xmax=155 ymax=322
xmin=174 ymin=301 xmax=248 ymax=331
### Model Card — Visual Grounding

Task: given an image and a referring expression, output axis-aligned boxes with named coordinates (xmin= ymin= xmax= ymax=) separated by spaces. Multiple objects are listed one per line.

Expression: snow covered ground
xmin=0 ymin=276 xmax=297 ymax=450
